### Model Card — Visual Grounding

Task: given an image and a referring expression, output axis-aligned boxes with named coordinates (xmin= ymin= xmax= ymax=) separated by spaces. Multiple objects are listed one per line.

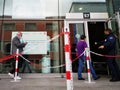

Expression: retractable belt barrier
xmin=0 ymin=50 xmax=119 ymax=71
xmin=90 ymin=51 xmax=120 ymax=58
xmin=0 ymin=31 xmax=120 ymax=69
xmin=0 ymin=54 xmax=16 ymax=63
xmin=19 ymin=51 xmax=85 ymax=69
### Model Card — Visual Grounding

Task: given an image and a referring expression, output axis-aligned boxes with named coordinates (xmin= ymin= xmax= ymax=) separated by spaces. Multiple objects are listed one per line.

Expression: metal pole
xmin=0 ymin=0 xmax=6 ymax=52
xmin=116 ymin=12 xmax=120 ymax=35
xmin=85 ymin=48 xmax=91 ymax=83
xmin=64 ymin=20 xmax=73 ymax=90
xmin=14 ymin=49 xmax=19 ymax=81
xmin=84 ymin=21 xmax=90 ymax=48
xmin=84 ymin=21 xmax=91 ymax=61
xmin=115 ymin=12 xmax=120 ymax=48
xmin=10 ymin=49 xmax=20 ymax=82
xmin=58 ymin=0 xmax=62 ymax=73
xmin=108 ymin=20 xmax=112 ymax=29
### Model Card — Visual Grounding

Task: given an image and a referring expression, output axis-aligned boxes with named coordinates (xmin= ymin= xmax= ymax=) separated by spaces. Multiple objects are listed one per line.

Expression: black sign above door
xmin=83 ymin=12 xmax=90 ymax=19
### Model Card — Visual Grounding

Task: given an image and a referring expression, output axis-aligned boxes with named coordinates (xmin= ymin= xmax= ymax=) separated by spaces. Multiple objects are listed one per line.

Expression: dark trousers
xmin=10 ymin=56 xmax=23 ymax=75
xmin=78 ymin=56 xmax=98 ymax=79
xmin=21 ymin=60 xmax=32 ymax=73
xmin=106 ymin=57 xmax=120 ymax=79
xmin=21 ymin=55 xmax=32 ymax=73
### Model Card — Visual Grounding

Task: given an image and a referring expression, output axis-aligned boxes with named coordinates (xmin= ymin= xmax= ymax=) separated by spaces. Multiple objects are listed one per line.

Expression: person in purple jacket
xmin=76 ymin=35 xmax=100 ymax=80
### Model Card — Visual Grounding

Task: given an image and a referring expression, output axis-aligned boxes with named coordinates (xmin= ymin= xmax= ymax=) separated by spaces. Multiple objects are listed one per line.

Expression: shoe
xmin=110 ymin=78 xmax=120 ymax=82
xmin=14 ymin=76 xmax=22 ymax=80
xmin=8 ymin=73 xmax=14 ymax=78
xmin=94 ymin=76 xmax=100 ymax=80
xmin=78 ymin=78 xmax=85 ymax=80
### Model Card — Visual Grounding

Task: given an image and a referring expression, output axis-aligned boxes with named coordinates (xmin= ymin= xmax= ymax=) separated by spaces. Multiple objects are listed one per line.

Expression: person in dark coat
xmin=8 ymin=32 xmax=27 ymax=80
xmin=95 ymin=28 xmax=120 ymax=82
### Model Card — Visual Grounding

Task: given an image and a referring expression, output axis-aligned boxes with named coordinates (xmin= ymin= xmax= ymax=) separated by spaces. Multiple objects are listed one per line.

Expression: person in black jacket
xmin=95 ymin=28 xmax=120 ymax=82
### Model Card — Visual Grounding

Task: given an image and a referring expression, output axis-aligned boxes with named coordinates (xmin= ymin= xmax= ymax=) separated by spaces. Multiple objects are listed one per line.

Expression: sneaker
xmin=14 ymin=76 xmax=22 ymax=80
xmin=78 ymin=78 xmax=85 ymax=80
xmin=8 ymin=73 xmax=14 ymax=78
xmin=94 ymin=76 xmax=100 ymax=80
xmin=110 ymin=78 xmax=120 ymax=82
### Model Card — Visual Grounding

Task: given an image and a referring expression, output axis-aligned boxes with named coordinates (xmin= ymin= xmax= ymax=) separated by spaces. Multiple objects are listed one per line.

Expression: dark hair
xmin=80 ymin=35 xmax=86 ymax=40
xmin=104 ymin=28 xmax=112 ymax=33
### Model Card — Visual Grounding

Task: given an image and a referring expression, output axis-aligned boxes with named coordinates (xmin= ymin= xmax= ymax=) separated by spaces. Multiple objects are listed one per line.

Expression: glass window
xmin=0 ymin=0 xmax=106 ymax=19
xmin=0 ymin=0 xmax=4 ymax=16
xmin=3 ymin=23 xmax=15 ymax=30
xmin=25 ymin=23 xmax=37 ymax=30
xmin=70 ymin=2 xmax=107 ymax=13
xmin=46 ymin=23 xmax=58 ymax=30
xmin=113 ymin=0 xmax=120 ymax=13
xmin=0 ymin=0 xmax=108 ymax=73
xmin=0 ymin=0 xmax=13 ymax=16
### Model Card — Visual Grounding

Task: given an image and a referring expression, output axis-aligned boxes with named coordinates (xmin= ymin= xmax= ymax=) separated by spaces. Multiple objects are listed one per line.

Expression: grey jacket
xmin=12 ymin=36 xmax=26 ymax=54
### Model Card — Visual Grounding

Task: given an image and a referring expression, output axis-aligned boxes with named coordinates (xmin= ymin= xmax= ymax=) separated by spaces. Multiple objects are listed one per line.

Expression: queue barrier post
xmin=85 ymin=48 xmax=95 ymax=84
xmin=64 ymin=31 xmax=73 ymax=90
xmin=11 ymin=49 xmax=20 ymax=82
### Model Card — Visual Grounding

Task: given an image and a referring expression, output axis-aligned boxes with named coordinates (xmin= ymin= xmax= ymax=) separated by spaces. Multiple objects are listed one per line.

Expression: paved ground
xmin=0 ymin=73 xmax=120 ymax=90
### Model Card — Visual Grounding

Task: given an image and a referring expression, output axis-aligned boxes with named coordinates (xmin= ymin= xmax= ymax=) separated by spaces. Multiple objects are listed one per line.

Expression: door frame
xmin=64 ymin=12 xmax=109 ymax=58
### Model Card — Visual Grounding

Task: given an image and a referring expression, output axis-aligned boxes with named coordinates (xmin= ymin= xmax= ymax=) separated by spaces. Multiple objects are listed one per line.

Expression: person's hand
xmin=98 ymin=45 xmax=104 ymax=49
xmin=24 ymin=42 xmax=28 ymax=45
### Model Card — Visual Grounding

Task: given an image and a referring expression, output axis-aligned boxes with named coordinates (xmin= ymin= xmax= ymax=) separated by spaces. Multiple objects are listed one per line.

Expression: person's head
xmin=80 ymin=35 xmax=86 ymax=40
xmin=104 ymin=28 xmax=112 ymax=35
xmin=17 ymin=32 xmax=22 ymax=38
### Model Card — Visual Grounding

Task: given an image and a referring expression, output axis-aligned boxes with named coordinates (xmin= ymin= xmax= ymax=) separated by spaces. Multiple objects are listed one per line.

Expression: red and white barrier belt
xmin=90 ymin=51 xmax=120 ymax=58
xmin=0 ymin=30 xmax=120 ymax=69
xmin=0 ymin=54 xmax=15 ymax=63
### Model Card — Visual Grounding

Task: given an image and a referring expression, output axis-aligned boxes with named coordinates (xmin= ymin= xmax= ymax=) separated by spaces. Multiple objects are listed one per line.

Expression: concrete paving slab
xmin=0 ymin=73 xmax=120 ymax=90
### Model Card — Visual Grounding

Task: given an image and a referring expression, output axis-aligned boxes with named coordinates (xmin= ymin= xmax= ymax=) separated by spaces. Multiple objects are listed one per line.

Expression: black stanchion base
xmin=61 ymin=75 xmax=65 ymax=78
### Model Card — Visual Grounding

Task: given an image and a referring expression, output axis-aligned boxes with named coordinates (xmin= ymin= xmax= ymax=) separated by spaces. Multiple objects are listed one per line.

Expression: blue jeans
xmin=78 ymin=56 xmax=98 ymax=79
